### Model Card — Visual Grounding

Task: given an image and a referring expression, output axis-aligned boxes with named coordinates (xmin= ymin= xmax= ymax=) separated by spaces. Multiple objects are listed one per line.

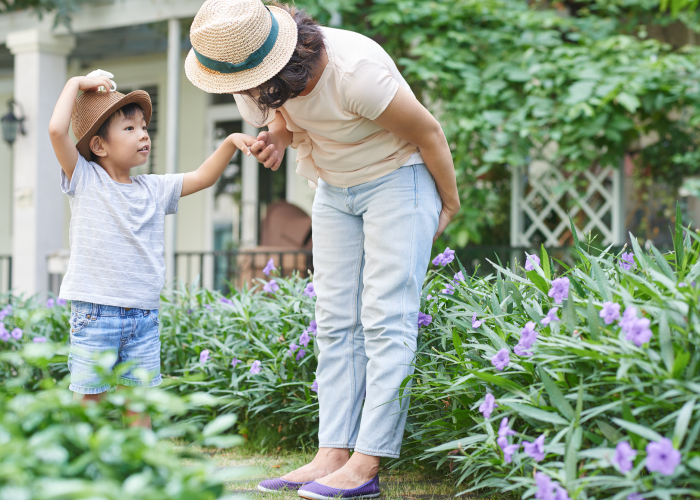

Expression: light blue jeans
xmin=312 ymin=163 xmax=440 ymax=458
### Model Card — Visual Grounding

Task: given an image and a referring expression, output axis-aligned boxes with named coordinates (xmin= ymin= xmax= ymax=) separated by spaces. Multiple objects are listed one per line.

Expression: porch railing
xmin=174 ymin=249 xmax=313 ymax=293
xmin=0 ymin=255 xmax=11 ymax=294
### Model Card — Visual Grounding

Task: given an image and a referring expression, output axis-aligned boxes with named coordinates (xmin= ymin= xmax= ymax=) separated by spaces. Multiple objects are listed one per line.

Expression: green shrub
xmin=0 ymin=345 xmax=246 ymax=500
xmin=401 ymin=216 xmax=700 ymax=499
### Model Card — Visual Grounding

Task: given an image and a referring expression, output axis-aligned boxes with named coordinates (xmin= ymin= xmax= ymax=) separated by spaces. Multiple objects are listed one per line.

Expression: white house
xmin=0 ymin=0 xmax=315 ymax=296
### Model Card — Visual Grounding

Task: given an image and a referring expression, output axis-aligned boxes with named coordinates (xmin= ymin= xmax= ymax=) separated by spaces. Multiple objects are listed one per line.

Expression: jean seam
xmin=345 ymin=230 xmax=364 ymax=446
xmin=353 ymin=445 xmax=400 ymax=458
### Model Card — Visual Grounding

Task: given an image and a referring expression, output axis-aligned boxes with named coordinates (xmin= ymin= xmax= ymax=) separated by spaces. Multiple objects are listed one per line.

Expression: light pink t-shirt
xmin=233 ymin=27 xmax=422 ymax=188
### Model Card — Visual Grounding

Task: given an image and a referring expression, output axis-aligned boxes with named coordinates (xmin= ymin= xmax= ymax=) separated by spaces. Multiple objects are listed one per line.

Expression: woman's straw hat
xmin=185 ymin=0 xmax=298 ymax=94
xmin=72 ymin=90 xmax=152 ymax=159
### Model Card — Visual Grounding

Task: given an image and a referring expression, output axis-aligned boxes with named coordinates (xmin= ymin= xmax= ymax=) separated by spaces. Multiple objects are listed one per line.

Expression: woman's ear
xmin=90 ymin=136 xmax=107 ymax=158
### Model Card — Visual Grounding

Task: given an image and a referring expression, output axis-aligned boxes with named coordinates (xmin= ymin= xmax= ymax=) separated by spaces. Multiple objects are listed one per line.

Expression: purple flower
xmin=454 ymin=271 xmax=465 ymax=283
xmin=263 ymin=258 xmax=276 ymax=276
xmin=263 ymin=280 xmax=280 ymax=293
xmin=612 ymin=441 xmax=637 ymax=473
xmin=432 ymin=247 xmax=455 ymax=266
xmin=0 ymin=305 xmax=11 ymax=320
xmin=541 ymin=307 xmax=559 ymax=326
xmin=500 ymin=441 xmax=520 ymax=464
xmin=442 ymin=283 xmax=455 ymax=295
xmin=300 ymin=330 xmax=311 ymax=347
xmin=554 ymin=486 xmax=571 ymax=500
xmin=479 ymin=393 xmax=497 ymax=419
xmin=491 ymin=348 xmax=510 ymax=371
xmin=304 ymin=283 xmax=316 ymax=298
xmin=296 ymin=349 xmax=306 ymax=361
xmin=628 ymin=494 xmax=645 ymax=500
xmin=46 ymin=298 xmax=55 ymax=308
xmin=514 ymin=321 xmax=537 ymax=356
xmin=472 ymin=313 xmax=483 ymax=329
xmin=33 ymin=336 xmax=47 ymax=343
xmin=678 ymin=282 xmax=686 ymax=288
xmin=620 ymin=252 xmax=636 ymax=271
xmin=645 ymin=438 xmax=681 ymax=476
xmin=231 ymin=357 xmax=241 ymax=368
xmin=199 ymin=349 xmax=210 ymax=363
xmin=57 ymin=298 xmax=67 ymax=306
xmin=525 ymin=253 xmax=541 ymax=271
xmin=498 ymin=418 xmax=516 ymax=439
xmin=288 ymin=343 xmax=299 ymax=356
xmin=10 ymin=328 xmax=22 ymax=340
xmin=220 ymin=297 xmax=233 ymax=305
xmin=205 ymin=304 xmax=213 ymax=310
xmin=0 ymin=325 xmax=9 ymax=342
xmin=620 ymin=306 xmax=638 ymax=332
xmin=599 ymin=301 xmax=621 ymax=325
xmin=535 ymin=472 xmax=554 ymax=500
xmin=524 ymin=434 xmax=545 ymax=461
xmin=311 ymin=380 xmax=319 ymax=393
xmin=249 ymin=360 xmax=262 ymax=374
xmin=308 ymin=320 xmax=317 ymax=335
xmin=418 ymin=312 xmax=432 ymax=327
xmin=548 ymin=277 xmax=570 ymax=304
xmin=625 ymin=317 xmax=653 ymax=347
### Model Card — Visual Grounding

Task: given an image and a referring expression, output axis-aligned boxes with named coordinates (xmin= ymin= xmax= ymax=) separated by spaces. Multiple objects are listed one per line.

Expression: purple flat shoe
xmin=257 ymin=477 xmax=312 ymax=493
xmin=297 ymin=475 xmax=380 ymax=500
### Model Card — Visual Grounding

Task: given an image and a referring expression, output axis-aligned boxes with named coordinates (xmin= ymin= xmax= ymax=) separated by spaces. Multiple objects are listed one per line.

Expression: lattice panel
xmin=510 ymin=148 xmax=624 ymax=247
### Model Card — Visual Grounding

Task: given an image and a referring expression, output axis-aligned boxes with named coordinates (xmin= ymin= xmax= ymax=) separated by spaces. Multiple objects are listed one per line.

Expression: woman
xmin=185 ymin=1 xmax=459 ymax=498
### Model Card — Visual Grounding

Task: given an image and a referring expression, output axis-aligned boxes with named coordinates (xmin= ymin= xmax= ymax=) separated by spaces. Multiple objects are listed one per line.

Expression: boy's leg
xmin=118 ymin=308 xmax=163 ymax=429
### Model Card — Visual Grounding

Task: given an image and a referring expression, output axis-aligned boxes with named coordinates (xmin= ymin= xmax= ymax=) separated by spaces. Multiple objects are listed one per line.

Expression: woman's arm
xmin=249 ymin=111 xmax=292 ymax=171
xmin=373 ymin=86 xmax=460 ymax=242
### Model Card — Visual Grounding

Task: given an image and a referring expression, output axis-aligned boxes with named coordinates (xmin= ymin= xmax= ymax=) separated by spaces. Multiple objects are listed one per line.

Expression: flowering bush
xmin=401 ymin=216 xmax=700 ymax=499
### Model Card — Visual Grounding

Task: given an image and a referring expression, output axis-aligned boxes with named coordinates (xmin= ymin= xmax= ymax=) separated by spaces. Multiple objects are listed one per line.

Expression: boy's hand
xmin=250 ymin=131 xmax=285 ymax=171
xmin=73 ymin=76 xmax=115 ymax=93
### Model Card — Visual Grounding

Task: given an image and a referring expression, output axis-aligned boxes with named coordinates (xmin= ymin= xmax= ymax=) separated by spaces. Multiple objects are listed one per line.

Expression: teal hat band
xmin=193 ymin=6 xmax=279 ymax=74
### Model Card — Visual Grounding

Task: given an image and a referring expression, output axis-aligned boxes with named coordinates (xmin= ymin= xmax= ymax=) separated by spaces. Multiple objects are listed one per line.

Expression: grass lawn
xmin=207 ymin=446 xmax=472 ymax=500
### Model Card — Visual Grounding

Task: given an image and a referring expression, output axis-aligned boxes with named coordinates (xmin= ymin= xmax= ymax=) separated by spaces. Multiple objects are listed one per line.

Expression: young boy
xmin=49 ymin=71 xmax=255 ymax=424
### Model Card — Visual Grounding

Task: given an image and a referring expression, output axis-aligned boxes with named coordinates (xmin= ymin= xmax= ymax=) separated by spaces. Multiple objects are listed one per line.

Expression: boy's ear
xmin=89 ymin=136 xmax=107 ymax=158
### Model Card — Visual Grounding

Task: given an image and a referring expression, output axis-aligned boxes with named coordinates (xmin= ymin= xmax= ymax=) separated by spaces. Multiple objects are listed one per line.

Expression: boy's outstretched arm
xmin=49 ymin=76 xmax=115 ymax=181
xmin=181 ymin=133 xmax=257 ymax=197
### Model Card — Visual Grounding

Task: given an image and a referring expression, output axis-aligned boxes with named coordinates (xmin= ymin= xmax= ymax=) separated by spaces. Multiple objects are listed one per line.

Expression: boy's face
xmin=100 ymin=110 xmax=151 ymax=168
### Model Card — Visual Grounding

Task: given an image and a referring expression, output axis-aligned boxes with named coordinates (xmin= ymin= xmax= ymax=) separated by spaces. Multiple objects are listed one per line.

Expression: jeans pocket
xmin=69 ymin=312 xmax=89 ymax=338
xmin=149 ymin=310 xmax=160 ymax=327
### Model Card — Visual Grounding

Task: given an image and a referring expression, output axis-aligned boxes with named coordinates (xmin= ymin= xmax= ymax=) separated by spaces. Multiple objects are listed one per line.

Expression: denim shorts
xmin=68 ymin=300 xmax=162 ymax=394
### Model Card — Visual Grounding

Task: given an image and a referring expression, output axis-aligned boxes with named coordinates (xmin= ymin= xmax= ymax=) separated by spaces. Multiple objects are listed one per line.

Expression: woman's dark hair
xmin=243 ymin=2 xmax=325 ymax=114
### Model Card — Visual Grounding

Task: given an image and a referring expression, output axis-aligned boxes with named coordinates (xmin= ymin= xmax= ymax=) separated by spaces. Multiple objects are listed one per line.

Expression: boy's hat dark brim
xmin=72 ymin=90 xmax=152 ymax=159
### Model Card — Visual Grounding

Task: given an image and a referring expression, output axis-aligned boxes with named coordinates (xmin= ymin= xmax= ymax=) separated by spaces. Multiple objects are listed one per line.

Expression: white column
xmin=165 ymin=18 xmax=181 ymax=287
xmin=241 ymin=122 xmax=258 ymax=247
xmin=7 ymin=29 xmax=75 ymax=296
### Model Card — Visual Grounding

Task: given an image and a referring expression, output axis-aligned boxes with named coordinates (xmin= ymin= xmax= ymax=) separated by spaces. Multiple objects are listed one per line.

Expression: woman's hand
xmin=228 ymin=133 xmax=257 ymax=156
xmin=434 ymin=201 xmax=460 ymax=243
xmin=250 ymin=131 xmax=285 ymax=171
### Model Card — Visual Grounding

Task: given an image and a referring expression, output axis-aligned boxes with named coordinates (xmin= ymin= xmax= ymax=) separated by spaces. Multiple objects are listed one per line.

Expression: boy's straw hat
xmin=72 ymin=90 xmax=152 ymax=159
xmin=185 ymin=0 xmax=298 ymax=94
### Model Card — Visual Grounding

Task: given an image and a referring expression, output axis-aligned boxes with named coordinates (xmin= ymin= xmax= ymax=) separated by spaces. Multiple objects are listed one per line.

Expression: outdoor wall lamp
xmin=1 ymin=99 xmax=25 ymax=146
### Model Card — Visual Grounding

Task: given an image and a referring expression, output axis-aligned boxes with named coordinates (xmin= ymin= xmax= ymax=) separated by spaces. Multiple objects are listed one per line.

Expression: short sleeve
xmin=160 ymin=173 xmax=184 ymax=215
xmin=60 ymin=154 xmax=95 ymax=197
xmin=341 ymin=60 xmax=401 ymax=120
xmin=140 ymin=173 xmax=184 ymax=215
xmin=232 ymin=94 xmax=275 ymax=127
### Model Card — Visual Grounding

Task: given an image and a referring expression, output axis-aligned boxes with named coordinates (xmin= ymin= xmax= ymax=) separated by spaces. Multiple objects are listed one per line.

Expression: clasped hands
xmin=231 ymin=131 xmax=284 ymax=171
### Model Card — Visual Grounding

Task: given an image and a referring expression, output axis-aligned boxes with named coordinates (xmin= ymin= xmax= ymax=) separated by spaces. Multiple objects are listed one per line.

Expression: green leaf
xmin=590 ymin=259 xmax=610 ymax=302
xmin=597 ymin=420 xmax=622 ymax=442
xmin=453 ymin=329 xmax=464 ymax=359
xmin=616 ymin=92 xmax=640 ymax=112
xmin=565 ymin=425 xmax=582 ymax=485
xmin=673 ymin=398 xmax=696 ymax=448
xmin=569 ymin=217 xmax=581 ymax=250
xmin=202 ymin=435 xmax=245 ymax=448
xmin=203 ymin=414 xmax=237 ymax=437
xmin=675 ymin=201 xmax=685 ymax=270
xmin=673 ymin=350 xmax=691 ymax=379
xmin=612 ymin=418 xmax=664 ymax=442
xmin=538 ymin=367 xmax=575 ymax=420
xmin=541 ymin=244 xmax=551 ymax=281
xmin=526 ymin=270 xmax=549 ymax=295
xmin=564 ymin=297 xmax=577 ymax=333
xmin=507 ymin=403 xmax=569 ymax=425
xmin=659 ymin=312 xmax=675 ymax=373
xmin=427 ymin=434 xmax=487 ymax=452
xmin=586 ymin=297 xmax=599 ymax=341
xmin=468 ymin=370 xmax=527 ymax=397
xmin=649 ymin=243 xmax=674 ymax=280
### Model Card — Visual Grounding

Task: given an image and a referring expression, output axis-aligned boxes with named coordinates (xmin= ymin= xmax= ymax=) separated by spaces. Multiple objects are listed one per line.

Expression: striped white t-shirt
xmin=59 ymin=155 xmax=184 ymax=310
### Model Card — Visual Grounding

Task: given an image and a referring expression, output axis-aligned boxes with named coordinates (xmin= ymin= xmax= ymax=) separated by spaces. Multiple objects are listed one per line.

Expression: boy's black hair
xmin=91 ymin=103 xmax=146 ymax=161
